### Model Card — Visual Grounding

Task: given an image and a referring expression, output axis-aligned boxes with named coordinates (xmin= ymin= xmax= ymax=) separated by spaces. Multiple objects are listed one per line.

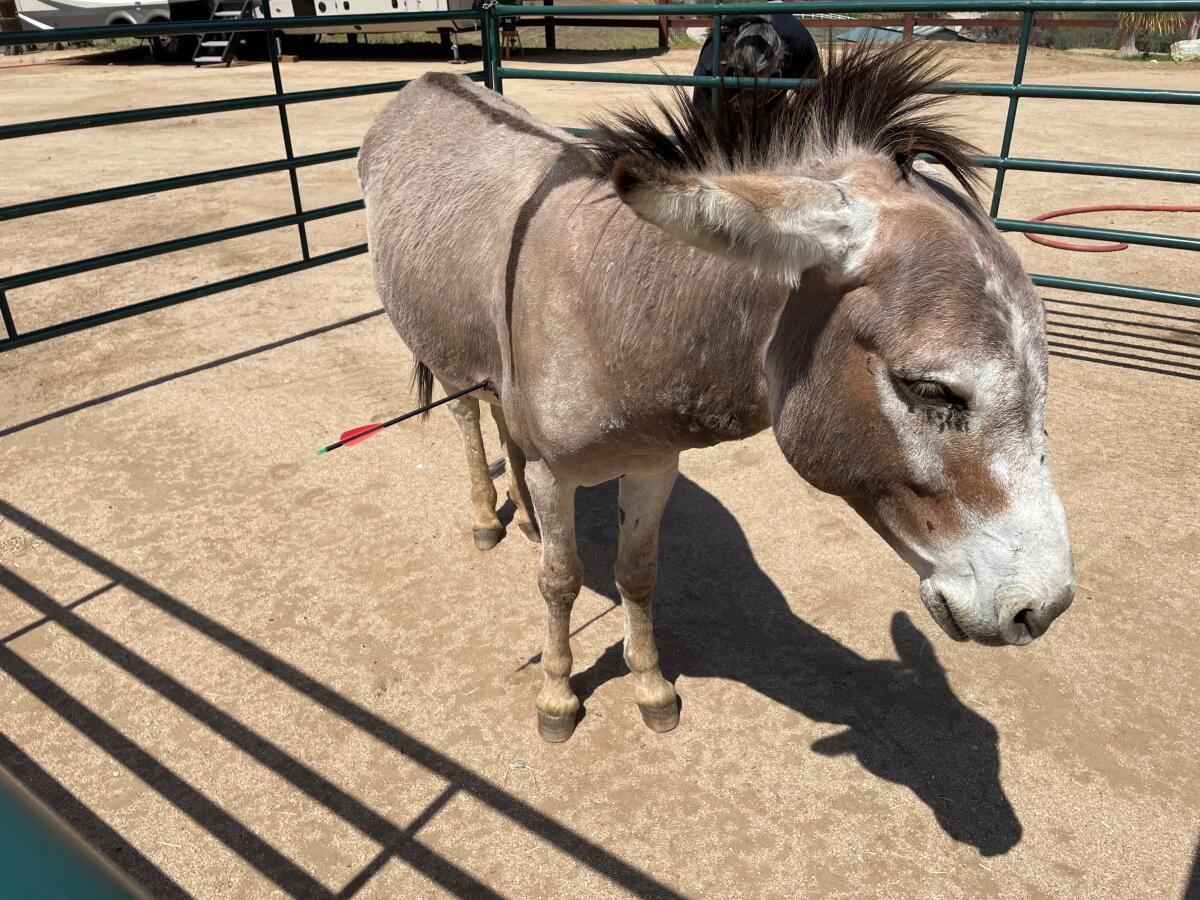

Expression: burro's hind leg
xmin=617 ymin=458 xmax=681 ymax=733
xmin=491 ymin=407 xmax=540 ymax=544
xmin=524 ymin=459 xmax=582 ymax=742
xmin=440 ymin=378 xmax=503 ymax=550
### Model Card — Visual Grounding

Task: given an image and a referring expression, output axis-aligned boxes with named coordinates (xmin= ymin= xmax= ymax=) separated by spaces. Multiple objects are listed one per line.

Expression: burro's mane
xmin=587 ymin=41 xmax=983 ymax=201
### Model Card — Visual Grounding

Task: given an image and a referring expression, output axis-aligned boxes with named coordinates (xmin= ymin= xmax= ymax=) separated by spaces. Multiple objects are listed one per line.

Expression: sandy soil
xmin=1 ymin=40 xmax=1199 ymax=899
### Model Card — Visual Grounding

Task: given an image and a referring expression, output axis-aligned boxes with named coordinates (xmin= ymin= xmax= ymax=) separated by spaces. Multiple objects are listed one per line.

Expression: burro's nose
xmin=996 ymin=580 xmax=1076 ymax=645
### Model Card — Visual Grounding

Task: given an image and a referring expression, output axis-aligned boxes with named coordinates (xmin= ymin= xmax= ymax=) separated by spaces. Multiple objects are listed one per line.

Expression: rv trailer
xmin=1 ymin=0 xmax=484 ymax=62
xmin=256 ymin=0 xmax=478 ymax=38
xmin=1 ymin=0 xmax=208 ymax=58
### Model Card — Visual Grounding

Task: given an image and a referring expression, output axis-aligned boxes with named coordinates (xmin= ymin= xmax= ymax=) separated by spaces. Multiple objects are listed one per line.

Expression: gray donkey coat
xmin=358 ymin=50 xmax=1074 ymax=742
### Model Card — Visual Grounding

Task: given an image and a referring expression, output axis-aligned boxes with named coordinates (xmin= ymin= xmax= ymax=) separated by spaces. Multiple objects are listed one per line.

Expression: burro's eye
xmin=895 ymin=376 xmax=967 ymax=410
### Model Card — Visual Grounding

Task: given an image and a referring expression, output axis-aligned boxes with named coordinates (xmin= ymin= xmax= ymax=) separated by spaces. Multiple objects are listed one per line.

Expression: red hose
xmin=1024 ymin=204 xmax=1200 ymax=252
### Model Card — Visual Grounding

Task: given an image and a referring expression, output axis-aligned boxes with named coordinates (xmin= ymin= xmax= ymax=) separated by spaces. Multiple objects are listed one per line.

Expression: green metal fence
xmin=1 ymin=0 xmax=1197 ymax=354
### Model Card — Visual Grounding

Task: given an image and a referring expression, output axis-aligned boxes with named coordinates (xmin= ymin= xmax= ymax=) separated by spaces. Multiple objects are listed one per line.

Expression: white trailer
xmin=2 ymin=0 xmax=210 ymax=59
xmin=257 ymin=0 xmax=478 ymax=37
xmin=0 ymin=0 xmax=483 ymax=63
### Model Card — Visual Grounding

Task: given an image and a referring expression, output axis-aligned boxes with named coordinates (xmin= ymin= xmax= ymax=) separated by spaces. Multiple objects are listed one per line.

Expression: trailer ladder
xmin=193 ymin=0 xmax=256 ymax=67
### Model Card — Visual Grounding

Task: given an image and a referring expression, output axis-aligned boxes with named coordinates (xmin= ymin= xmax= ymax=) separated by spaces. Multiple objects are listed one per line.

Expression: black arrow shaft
xmin=317 ymin=380 xmax=490 ymax=455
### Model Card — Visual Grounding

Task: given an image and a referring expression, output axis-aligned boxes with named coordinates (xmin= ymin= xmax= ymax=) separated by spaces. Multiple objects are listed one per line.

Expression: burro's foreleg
xmin=440 ymin=378 xmax=504 ymax=550
xmin=524 ymin=459 xmax=583 ymax=742
xmin=616 ymin=458 xmax=681 ymax=732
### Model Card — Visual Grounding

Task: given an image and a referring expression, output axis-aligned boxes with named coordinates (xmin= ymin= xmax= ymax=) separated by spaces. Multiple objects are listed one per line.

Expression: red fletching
xmin=339 ymin=424 xmax=383 ymax=447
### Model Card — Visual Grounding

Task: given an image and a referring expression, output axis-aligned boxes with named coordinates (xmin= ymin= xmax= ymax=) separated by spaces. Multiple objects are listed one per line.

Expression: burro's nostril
xmin=997 ymin=580 xmax=1073 ymax=646
xmin=995 ymin=581 xmax=1059 ymax=646
xmin=1000 ymin=605 xmax=1036 ymax=645
xmin=1013 ymin=607 xmax=1042 ymax=640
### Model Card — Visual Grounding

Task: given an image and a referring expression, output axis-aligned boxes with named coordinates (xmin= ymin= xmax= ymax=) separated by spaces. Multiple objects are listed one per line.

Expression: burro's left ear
xmin=612 ymin=155 xmax=873 ymax=283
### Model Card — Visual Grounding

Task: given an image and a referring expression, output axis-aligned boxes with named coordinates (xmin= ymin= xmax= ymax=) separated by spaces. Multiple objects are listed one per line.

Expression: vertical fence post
xmin=261 ymin=0 xmax=310 ymax=260
xmin=482 ymin=3 xmax=491 ymax=89
xmin=902 ymin=11 xmax=915 ymax=41
xmin=711 ymin=0 xmax=722 ymax=112
xmin=0 ymin=290 xmax=15 ymax=341
xmin=486 ymin=2 xmax=503 ymax=93
xmin=494 ymin=15 xmax=504 ymax=95
xmin=989 ymin=9 xmax=1034 ymax=220
xmin=480 ymin=9 xmax=492 ymax=90
xmin=657 ymin=0 xmax=669 ymax=50
xmin=544 ymin=0 xmax=555 ymax=51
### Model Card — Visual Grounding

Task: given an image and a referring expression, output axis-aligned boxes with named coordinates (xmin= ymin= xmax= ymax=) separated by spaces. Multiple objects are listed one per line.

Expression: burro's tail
xmin=412 ymin=361 xmax=434 ymax=418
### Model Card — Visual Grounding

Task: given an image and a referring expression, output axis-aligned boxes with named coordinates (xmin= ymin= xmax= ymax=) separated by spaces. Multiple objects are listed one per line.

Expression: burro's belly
xmin=517 ymin=381 xmax=769 ymax=484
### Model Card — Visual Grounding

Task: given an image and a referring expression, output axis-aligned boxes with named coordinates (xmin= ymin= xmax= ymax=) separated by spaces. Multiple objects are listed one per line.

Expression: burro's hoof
xmin=638 ymin=701 xmax=680 ymax=734
xmin=518 ymin=521 xmax=542 ymax=544
xmin=473 ymin=527 xmax=504 ymax=551
xmin=537 ymin=709 xmax=577 ymax=743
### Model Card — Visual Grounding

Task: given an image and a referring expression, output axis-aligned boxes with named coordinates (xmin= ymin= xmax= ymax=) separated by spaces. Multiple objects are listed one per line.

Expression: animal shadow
xmin=572 ymin=475 xmax=1023 ymax=857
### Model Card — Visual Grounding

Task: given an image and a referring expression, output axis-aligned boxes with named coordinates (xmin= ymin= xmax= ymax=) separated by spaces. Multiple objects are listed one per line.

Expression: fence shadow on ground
xmin=512 ymin=47 xmax=670 ymax=65
xmin=1044 ymin=295 xmax=1200 ymax=381
xmin=0 ymin=46 xmax=151 ymax=67
xmin=0 ymin=499 xmax=685 ymax=899
xmin=299 ymin=37 xmax=484 ymax=63
xmin=570 ymin=475 xmax=1024 ymax=858
xmin=0 ymin=309 xmax=385 ymax=439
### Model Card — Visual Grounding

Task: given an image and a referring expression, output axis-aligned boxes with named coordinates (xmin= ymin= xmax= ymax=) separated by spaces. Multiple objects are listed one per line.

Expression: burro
xmin=357 ymin=43 xmax=1075 ymax=743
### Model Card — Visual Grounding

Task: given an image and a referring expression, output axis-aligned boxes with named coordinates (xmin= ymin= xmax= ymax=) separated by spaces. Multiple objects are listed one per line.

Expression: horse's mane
xmin=587 ymin=40 xmax=983 ymax=201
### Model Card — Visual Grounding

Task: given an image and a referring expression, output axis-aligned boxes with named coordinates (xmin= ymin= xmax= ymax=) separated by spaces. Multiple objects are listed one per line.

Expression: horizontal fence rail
xmin=0 ymin=246 xmax=369 ymax=352
xmin=994 ymin=219 xmax=1200 ymax=253
xmin=1 ymin=0 xmax=1198 ymax=354
xmin=0 ymin=75 xmax=493 ymax=141
xmin=494 ymin=0 xmax=1200 ymax=11
xmin=0 ymin=201 xmax=365 ymax=293
xmin=973 ymin=156 xmax=1200 ymax=185
xmin=495 ymin=66 xmax=1200 ymax=102
xmin=0 ymin=148 xmax=360 ymax=223
xmin=1030 ymin=275 xmax=1200 ymax=307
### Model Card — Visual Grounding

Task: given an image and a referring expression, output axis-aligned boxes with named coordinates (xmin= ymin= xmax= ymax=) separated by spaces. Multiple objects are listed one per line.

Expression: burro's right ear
xmin=612 ymin=155 xmax=872 ymax=284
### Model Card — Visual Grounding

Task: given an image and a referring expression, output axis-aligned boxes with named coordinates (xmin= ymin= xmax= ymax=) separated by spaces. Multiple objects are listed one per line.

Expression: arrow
xmin=316 ymin=380 xmax=489 ymax=455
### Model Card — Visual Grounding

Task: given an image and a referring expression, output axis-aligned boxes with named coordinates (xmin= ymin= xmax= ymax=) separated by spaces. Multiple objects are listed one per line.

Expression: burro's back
xmin=358 ymin=73 xmax=593 ymax=389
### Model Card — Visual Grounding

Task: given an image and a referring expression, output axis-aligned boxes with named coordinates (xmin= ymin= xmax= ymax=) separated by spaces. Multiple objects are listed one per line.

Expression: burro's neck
xmin=564 ymin=186 xmax=794 ymax=450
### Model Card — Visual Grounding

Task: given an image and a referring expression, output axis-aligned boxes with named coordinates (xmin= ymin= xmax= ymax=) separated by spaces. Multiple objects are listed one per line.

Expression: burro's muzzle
xmin=916 ymin=473 xmax=1075 ymax=646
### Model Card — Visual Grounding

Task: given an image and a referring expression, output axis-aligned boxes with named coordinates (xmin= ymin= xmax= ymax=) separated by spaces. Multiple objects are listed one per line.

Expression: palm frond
xmin=1117 ymin=11 xmax=1186 ymax=34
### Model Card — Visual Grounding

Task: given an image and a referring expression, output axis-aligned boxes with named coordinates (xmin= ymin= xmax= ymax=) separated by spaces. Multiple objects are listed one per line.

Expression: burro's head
xmin=596 ymin=43 xmax=1074 ymax=645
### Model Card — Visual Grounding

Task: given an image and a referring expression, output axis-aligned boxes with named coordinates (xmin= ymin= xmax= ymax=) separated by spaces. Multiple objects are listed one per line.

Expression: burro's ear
xmin=611 ymin=155 xmax=872 ymax=283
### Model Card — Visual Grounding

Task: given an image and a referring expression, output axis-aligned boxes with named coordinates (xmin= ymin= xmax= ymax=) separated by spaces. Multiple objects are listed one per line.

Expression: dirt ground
xmin=1 ymin=38 xmax=1199 ymax=900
